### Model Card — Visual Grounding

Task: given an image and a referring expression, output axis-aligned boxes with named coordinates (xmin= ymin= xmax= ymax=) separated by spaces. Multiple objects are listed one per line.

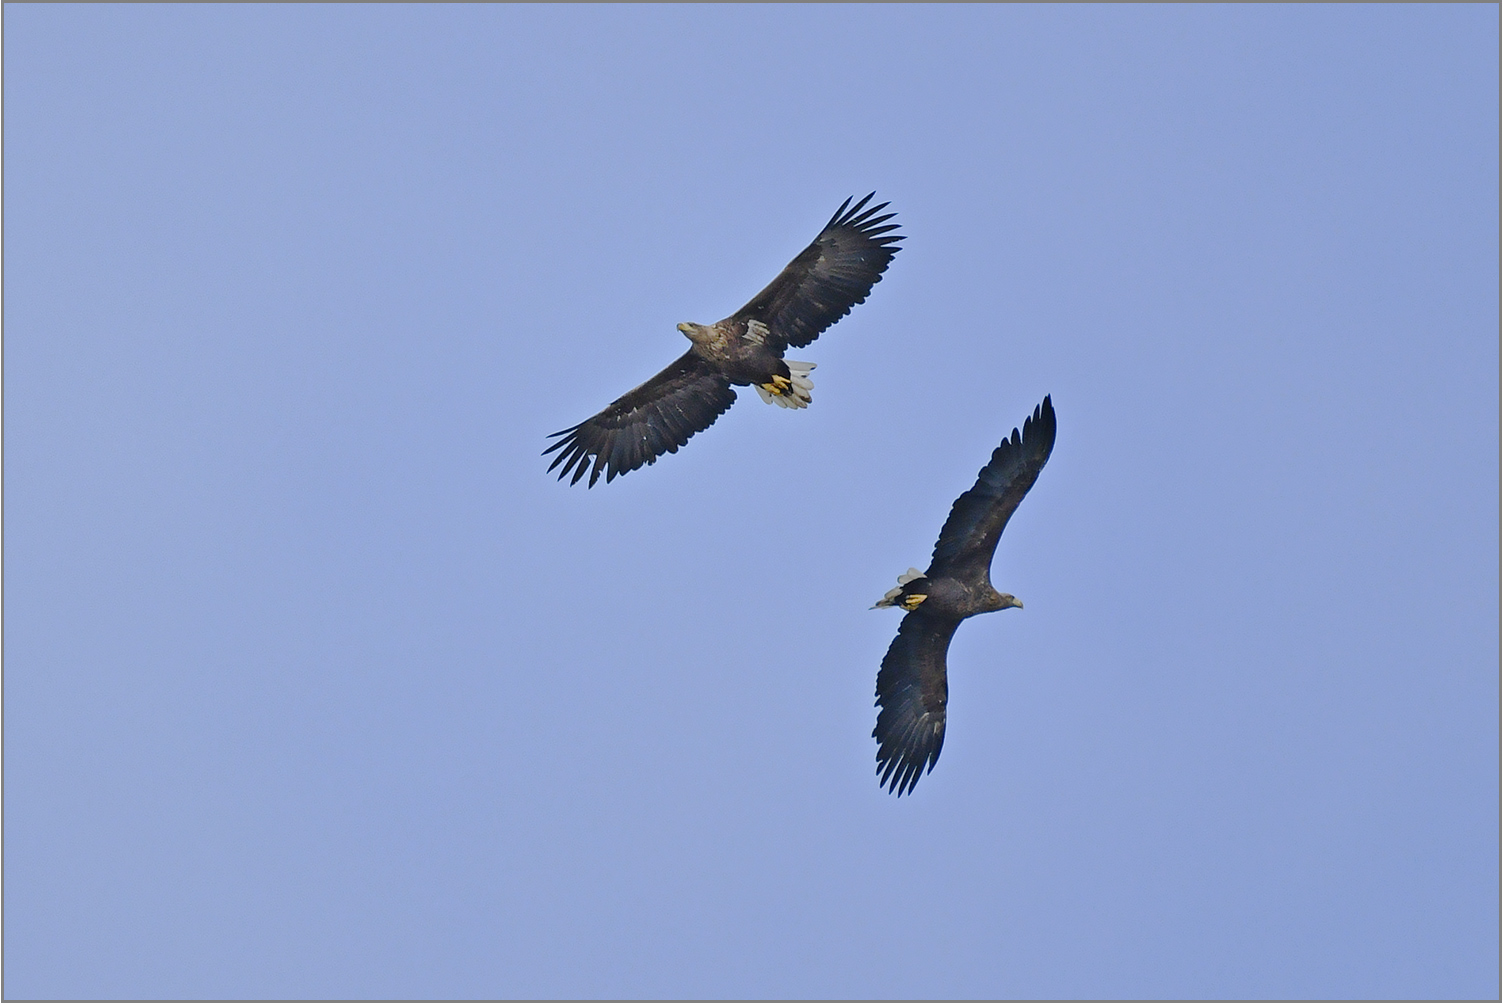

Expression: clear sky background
xmin=5 ymin=5 xmax=1498 ymax=1000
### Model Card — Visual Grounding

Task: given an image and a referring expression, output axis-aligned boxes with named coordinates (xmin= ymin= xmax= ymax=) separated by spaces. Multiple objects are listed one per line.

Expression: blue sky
xmin=5 ymin=4 xmax=1497 ymax=999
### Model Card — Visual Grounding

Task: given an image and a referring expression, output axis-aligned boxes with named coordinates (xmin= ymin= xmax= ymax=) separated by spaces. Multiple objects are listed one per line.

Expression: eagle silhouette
xmin=545 ymin=195 xmax=902 ymax=487
xmin=872 ymin=396 xmax=1057 ymax=796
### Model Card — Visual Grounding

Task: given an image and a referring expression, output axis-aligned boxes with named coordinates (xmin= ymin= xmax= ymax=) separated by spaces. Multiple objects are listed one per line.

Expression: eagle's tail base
xmin=872 ymin=568 xmax=928 ymax=609
xmin=755 ymin=361 xmax=815 ymax=409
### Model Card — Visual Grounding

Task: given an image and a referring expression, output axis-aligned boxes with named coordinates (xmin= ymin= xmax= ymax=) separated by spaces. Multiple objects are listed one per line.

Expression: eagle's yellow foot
xmin=761 ymin=375 xmax=793 ymax=396
xmin=899 ymin=594 xmax=928 ymax=611
xmin=754 ymin=362 xmax=814 ymax=410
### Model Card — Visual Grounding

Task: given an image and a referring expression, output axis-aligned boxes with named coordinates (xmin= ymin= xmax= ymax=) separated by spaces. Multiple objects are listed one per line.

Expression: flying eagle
xmin=544 ymin=194 xmax=903 ymax=486
xmin=872 ymin=396 xmax=1057 ymax=796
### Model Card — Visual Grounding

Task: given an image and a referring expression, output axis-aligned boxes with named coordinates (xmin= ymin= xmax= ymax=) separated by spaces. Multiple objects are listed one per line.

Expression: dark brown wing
xmin=729 ymin=194 xmax=903 ymax=351
xmin=874 ymin=610 xmax=960 ymax=796
xmin=929 ymin=396 xmax=1057 ymax=585
xmin=543 ymin=350 xmax=736 ymax=487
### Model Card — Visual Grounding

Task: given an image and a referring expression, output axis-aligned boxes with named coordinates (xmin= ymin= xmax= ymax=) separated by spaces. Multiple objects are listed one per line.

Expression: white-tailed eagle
xmin=544 ymin=194 xmax=903 ymax=486
xmin=871 ymin=396 xmax=1057 ymax=796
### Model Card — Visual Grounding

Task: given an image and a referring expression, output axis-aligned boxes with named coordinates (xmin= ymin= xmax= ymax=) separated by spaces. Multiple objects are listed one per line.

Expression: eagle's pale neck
xmin=676 ymin=321 xmax=714 ymax=345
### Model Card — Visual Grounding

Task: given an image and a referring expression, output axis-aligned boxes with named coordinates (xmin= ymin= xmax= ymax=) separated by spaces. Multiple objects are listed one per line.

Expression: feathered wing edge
xmin=928 ymin=396 xmax=1057 ymax=580
xmin=874 ymin=610 xmax=960 ymax=796
xmin=731 ymin=193 xmax=905 ymax=351
xmin=543 ymin=350 xmax=737 ymax=487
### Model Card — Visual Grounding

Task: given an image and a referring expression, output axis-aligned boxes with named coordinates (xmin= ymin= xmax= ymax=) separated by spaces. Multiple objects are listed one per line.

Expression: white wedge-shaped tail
xmin=754 ymin=361 xmax=816 ymax=409
xmin=873 ymin=567 xmax=927 ymax=608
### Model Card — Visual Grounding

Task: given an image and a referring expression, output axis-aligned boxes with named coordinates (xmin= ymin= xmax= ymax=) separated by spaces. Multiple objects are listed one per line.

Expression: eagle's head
xmin=983 ymin=588 xmax=1024 ymax=612
xmin=677 ymin=321 xmax=711 ymax=344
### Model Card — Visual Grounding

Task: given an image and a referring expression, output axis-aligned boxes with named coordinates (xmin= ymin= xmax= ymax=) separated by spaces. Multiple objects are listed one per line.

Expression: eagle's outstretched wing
xmin=730 ymin=193 xmax=903 ymax=351
xmin=543 ymin=350 xmax=736 ymax=487
xmin=930 ymin=396 xmax=1057 ymax=583
xmin=874 ymin=610 xmax=960 ymax=796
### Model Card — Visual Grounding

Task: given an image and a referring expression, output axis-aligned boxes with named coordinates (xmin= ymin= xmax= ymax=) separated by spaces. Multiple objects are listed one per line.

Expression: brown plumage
xmin=544 ymin=195 xmax=902 ymax=486
xmin=873 ymin=396 xmax=1057 ymax=796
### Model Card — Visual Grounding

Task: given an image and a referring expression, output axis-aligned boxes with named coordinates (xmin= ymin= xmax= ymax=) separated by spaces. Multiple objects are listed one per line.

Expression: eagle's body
xmin=876 ymin=567 xmax=1015 ymax=620
xmin=872 ymin=396 xmax=1057 ymax=796
xmin=676 ymin=318 xmax=812 ymax=405
xmin=545 ymin=195 xmax=902 ymax=486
